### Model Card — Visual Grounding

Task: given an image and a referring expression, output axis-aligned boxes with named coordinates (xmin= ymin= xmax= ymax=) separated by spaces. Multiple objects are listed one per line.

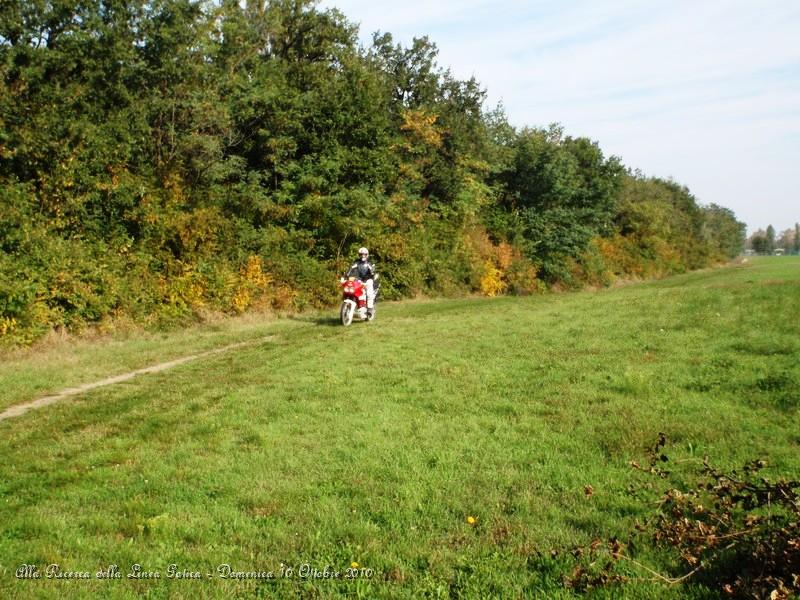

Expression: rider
xmin=347 ymin=247 xmax=377 ymax=319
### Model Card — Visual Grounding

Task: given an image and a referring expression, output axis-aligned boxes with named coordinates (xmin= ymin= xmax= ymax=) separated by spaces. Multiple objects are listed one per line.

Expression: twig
xmin=617 ymin=554 xmax=703 ymax=585
xmin=683 ymin=528 xmax=754 ymax=542
xmin=335 ymin=233 xmax=349 ymax=274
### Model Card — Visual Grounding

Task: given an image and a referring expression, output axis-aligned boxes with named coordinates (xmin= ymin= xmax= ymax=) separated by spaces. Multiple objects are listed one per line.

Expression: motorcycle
xmin=339 ymin=275 xmax=379 ymax=326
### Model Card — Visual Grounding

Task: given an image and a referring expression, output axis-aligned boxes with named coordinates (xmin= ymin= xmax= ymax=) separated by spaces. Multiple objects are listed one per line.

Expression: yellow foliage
xmin=480 ymin=260 xmax=507 ymax=297
xmin=595 ymin=234 xmax=684 ymax=280
xmin=400 ymin=110 xmax=443 ymax=149
xmin=241 ymin=255 xmax=271 ymax=288
xmin=0 ymin=316 xmax=17 ymax=336
xmin=176 ymin=208 xmax=224 ymax=257
xmin=231 ymin=288 xmax=251 ymax=314
xmin=232 ymin=256 xmax=273 ymax=313
xmin=397 ymin=162 xmax=423 ymax=183
xmin=162 ymin=172 xmax=187 ymax=205
xmin=465 ymin=227 xmax=541 ymax=295
xmin=466 ymin=228 xmax=496 ymax=261
xmin=158 ymin=264 xmax=206 ymax=310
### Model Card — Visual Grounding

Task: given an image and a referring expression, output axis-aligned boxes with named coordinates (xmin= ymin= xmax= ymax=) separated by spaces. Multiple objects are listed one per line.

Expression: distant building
xmin=774 ymin=248 xmax=785 ymax=256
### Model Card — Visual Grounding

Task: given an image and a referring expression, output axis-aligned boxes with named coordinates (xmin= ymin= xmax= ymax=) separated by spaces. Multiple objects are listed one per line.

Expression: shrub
xmin=479 ymin=260 xmax=506 ymax=297
xmin=559 ymin=435 xmax=800 ymax=598
xmin=505 ymin=255 xmax=543 ymax=295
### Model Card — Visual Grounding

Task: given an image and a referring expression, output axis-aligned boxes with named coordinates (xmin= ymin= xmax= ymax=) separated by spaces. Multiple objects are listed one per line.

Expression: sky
xmin=319 ymin=0 xmax=800 ymax=235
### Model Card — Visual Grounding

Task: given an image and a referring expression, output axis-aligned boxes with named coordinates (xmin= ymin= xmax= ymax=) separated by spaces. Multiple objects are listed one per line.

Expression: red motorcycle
xmin=339 ymin=276 xmax=377 ymax=326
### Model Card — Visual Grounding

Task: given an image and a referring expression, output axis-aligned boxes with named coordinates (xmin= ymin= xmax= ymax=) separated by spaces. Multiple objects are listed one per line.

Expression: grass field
xmin=1 ymin=257 xmax=798 ymax=598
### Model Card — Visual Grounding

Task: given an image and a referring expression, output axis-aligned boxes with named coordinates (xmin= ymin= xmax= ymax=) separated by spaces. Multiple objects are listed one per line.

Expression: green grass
xmin=1 ymin=257 xmax=798 ymax=598
xmin=0 ymin=315 xmax=280 ymax=413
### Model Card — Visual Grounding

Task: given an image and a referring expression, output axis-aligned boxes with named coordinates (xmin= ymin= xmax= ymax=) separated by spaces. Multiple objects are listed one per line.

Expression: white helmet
xmin=358 ymin=247 xmax=369 ymax=259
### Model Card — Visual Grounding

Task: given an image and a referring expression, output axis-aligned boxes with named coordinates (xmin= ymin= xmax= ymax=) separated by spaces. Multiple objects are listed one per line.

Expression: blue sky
xmin=320 ymin=0 xmax=800 ymax=235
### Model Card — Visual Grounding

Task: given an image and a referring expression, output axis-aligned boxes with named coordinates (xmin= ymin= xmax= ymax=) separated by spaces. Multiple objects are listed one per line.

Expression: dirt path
xmin=0 ymin=337 xmax=274 ymax=422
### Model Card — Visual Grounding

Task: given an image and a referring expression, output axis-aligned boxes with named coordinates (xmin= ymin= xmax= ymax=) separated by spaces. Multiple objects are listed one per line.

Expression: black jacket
xmin=347 ymin=259 xmax=376 ymax=281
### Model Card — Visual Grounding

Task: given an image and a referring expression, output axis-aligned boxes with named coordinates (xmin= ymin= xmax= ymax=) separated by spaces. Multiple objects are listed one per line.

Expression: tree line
xmin=0 ymin=0 xmax=746 ymax=344
xmin=746 ymin=224 xmax=800 ymax=255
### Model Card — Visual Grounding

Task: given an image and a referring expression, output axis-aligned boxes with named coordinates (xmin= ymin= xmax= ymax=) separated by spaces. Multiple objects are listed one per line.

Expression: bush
xmin=559 ymin=435 xmax=800 ymax=598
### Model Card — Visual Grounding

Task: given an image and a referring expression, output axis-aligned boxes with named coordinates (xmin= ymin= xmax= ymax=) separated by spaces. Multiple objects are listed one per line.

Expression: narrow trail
xmin=0 ymin=336 xmax=274 ymax=422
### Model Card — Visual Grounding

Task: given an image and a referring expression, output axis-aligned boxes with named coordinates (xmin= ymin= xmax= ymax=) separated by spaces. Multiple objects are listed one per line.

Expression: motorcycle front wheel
xmin=340 ymin=301 xmax=355 ymax=326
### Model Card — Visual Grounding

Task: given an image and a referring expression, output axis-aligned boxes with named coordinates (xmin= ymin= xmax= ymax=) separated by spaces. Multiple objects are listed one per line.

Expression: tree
xmin=0 ymin=0 xmax=755 ymax=344
xmin=490 ymin=125 xmax=623 ymax=282
xmin=751 ymin=233 xmax=769 ymax=255
xmin=702 ymin=204 xmax=745 ymax=259
xmin=777 ymin=228 xmax=794 ymax=252
xmin=369 ymin=32 xmax=441 ymax=109
xmin=766 ymin=225 xmax=776 ymax=253
xmin=794 ymin=223 xmax=800 ymax=254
